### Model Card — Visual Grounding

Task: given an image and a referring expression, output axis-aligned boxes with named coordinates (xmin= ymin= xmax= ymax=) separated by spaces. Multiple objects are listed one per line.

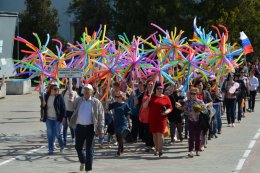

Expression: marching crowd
xmin=39 ymin=60 xmax=260 ymax=173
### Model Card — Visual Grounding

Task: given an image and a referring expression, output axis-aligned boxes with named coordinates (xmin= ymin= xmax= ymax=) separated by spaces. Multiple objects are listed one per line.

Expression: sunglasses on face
xmin=190 ymin=92 xmax=197 ymax=95
xmin=52 ymin=88 xmax=58 ymax=91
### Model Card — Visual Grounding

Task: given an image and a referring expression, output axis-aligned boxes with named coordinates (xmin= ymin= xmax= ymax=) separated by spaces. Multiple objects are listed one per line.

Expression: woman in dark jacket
xmin=169 ymin=88 xmax=184 ymax=143
xmin=42 ymin=84 xmax=66 ymax=154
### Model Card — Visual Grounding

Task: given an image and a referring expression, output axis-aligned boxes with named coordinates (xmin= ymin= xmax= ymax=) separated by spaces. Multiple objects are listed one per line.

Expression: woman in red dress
xmin=143 ymin=83 xmax=172 ymax=157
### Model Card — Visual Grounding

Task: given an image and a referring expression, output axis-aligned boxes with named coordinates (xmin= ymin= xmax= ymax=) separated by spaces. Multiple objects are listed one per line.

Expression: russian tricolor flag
xmin=240 ymin=31 xmax=254 ymax=56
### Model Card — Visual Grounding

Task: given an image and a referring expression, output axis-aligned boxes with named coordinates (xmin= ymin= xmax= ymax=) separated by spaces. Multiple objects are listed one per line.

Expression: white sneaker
xmin=188 ymin=151 xmax=194 ymax=157
xmin=72 ymin=138 xmax=75 ymax=145
xmin=232 ymin=123 xmax=235 ymax=127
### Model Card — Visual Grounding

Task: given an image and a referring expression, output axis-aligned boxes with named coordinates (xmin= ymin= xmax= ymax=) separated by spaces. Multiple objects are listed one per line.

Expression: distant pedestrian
xmin=248 ymin=69 xmax=259 ymax=112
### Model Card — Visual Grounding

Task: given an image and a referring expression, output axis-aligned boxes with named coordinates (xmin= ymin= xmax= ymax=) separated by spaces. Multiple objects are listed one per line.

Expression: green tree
xmin=197 ymin=0 xmax=260 ymax=58
xmin=68 ymin=0 xmax=113 ymax=40
xmin=18 ymin=0 xmax=60 ymax=59
xmin=115 ymin=0 xmax=198 ymax=39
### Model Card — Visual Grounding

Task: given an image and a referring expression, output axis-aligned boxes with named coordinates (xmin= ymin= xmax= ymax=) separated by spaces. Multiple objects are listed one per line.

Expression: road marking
xmin=235 ymin=129 xmax=259 ymax=172
xmin=253 ymin=132 xmax=260 ymax=140
xmin=248 ymin=140 xmax=256 ymax=149
xmin=0 ymin=158 xmax=15 ymax=166
xmin=242 ymin=150 xmax=251 ymax=158
xmin=236 ymin=159 xmax=246 ymax=170
xmin=0 ymin=146 xmax=45 ymax=167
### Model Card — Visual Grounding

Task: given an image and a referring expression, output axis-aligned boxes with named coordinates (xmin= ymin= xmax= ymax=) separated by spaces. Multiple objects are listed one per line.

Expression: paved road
xmin=0 ymin=92 xmax=259 ymax=173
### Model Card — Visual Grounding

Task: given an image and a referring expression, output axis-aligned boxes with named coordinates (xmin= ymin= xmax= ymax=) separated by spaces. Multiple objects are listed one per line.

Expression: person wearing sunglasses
xmin=183 ymin=87 xmax=207 ymax=157
xmin=42 ymin=83 xmax=66 ymax=155
xmin=143 ymin=82 xmax=172 ymax=157
xmin=106 ymin=91 xmax=131 ymax=156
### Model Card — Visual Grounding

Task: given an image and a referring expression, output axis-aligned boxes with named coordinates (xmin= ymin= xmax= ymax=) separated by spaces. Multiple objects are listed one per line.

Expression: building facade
xmin=0 ymin=0 xmax=74 ymax=42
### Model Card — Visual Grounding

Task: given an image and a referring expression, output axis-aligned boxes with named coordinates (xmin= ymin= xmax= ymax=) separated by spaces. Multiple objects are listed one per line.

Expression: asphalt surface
xmin=0 ymin=92 xmax=260 ymax=173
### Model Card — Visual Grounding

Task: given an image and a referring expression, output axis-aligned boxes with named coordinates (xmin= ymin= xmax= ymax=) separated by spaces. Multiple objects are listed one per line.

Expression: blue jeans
xmin=75 ymin=124 xmax=95 ymax=171
xmin=225 ymin=98 xmax=236 ymax=124
xmin=213 ymin=103 xmax=222 ymax=134
xmin=46 ymin=118 xmax=64 ymax=152
xmin=98 ymin=135 xmax=104 ymax=145
xmin=63 ymin=111 xmax=75 ymax=144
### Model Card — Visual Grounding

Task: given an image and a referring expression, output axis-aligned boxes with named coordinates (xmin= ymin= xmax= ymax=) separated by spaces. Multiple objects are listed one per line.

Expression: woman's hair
xmin=154 ymin=82 xmax=164 ymax=93
xmin=189 ymin=87 xmax=199 ymax=93
xmin=113 ymin=81 xmax=120 ymax=87
xmin=227 ymin=73 xmax=234 ymax=80
xmin=47 ymin=84 xmax=57 ymax=94
xmin=194 ymin=79 xmax=204 ymax=88
xmin=118 ymin=91 xmax=126 ymax=101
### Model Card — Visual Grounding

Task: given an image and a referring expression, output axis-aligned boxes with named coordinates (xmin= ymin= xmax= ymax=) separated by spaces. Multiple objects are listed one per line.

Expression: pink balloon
xmin=229 ymin=86 xmax=236 ymax=94
xmin=234 ymin=82 xmax=240 ymax=89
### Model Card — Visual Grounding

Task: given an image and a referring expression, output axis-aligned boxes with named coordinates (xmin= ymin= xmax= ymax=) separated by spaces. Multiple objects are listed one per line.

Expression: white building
xmin=0 ymin=0 xmax=74 ymax=42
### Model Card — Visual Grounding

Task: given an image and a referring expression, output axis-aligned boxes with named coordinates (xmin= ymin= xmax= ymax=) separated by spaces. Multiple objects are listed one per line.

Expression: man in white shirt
xmin=248 ymin=70 xmax=259 ymax=112
xmin=70 ymin=84 xmax=104 ymax=173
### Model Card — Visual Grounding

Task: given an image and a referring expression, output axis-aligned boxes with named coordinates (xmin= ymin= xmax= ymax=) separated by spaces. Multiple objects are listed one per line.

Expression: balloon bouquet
xmin=14 ymin=18 xmax=245 ymax=99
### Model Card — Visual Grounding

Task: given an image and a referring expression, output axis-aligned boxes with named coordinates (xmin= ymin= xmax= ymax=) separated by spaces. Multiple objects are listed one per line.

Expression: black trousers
xmin=142 ymin=123 xmax=154 ymax=148
xmin=75 ymin=124 xmax=95 ymax=171
xmin=116 ymin=133 xmax=124 ymax=153
xmin=249 ymin=90 xmax=257 ymax=111
xmin=130 ymin=116 xmax=140 ymax=141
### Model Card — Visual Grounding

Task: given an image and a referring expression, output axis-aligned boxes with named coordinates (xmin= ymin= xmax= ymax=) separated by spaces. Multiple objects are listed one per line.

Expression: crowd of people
xmin=39 ymin=60 xmax=260 ymax=173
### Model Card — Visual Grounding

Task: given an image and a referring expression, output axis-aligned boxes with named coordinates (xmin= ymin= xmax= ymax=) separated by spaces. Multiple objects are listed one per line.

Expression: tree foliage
xmin=68 ymin=0 xmax=112 ymax=40
xmin=197 ymin=0 xmax=260 ymax=59
xmin=18 ymin=0 xmax=59 ymax=59
xmin=68 ymin=0 xmax=259 ymax=57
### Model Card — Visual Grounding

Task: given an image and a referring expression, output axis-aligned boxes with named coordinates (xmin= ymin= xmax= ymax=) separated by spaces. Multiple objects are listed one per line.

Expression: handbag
xmin=164 ymin=126 xmax=170 ymax=137
xmin=208 ymin=106 xmax=216 ymax=118
xmin=40 ymin=107 xmax=46 ymax=122
xmin=199 ymin=112 xmax=210 ymax=131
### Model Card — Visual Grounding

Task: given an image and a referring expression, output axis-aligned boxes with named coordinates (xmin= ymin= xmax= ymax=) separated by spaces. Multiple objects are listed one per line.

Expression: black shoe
xmin=116 ymin=151 xmax=121 ymax=156
xmin=145 ymin=148 xmax=150 ymax=152
xmin=158 ymin=152 xmax=163 ymax=157
xmin=252 ymin=109 xmax=254 ymax=112
xmin=48 ymin=151 xmax=54 ymax=155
